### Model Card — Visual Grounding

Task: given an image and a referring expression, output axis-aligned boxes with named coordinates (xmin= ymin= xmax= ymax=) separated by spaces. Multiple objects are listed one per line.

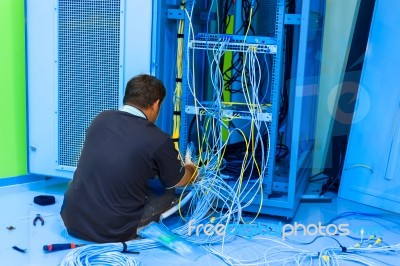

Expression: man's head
xmin=123 ymin=74 xmax=166 ymax=123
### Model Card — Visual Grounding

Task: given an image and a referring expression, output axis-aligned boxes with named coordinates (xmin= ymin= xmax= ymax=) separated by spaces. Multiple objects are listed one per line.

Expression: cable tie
xmin=172 ymin=138 xmax=180 ymax=142
xmin=177 ymin=33 xmax=184 ymax=38
xmin=122 ymin=242 xmax=128 ymax=253
xmin=173 ymin=111 xmax=181 ymax=115
xmin=121 ymin=242 xmax=140 ymax=254
xmin=175 ymin=78 xmax=183 ymax=83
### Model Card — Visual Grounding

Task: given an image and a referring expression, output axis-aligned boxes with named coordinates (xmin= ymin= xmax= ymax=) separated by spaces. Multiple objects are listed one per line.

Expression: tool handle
xmin=43 ymin=243 xmax=78 ymax=252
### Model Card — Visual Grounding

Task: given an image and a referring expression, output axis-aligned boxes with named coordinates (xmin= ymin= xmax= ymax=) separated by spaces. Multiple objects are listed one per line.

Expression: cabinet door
xmin=26 ymin=0 xmax=152 ymax=178
xmin=339 ymin=0 xmax=400 ymax=213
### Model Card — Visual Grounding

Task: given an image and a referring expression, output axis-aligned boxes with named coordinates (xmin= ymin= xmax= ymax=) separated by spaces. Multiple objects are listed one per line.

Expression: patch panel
xmin=185 ymin=104 xmax=272 ymax=122
xmin=190 ymin=33 xmax=277 ymax=53
xmin=194 ymin=33 xmax=276 ymax=44
xmin=189 ymin=40 xmax=277 ymax=54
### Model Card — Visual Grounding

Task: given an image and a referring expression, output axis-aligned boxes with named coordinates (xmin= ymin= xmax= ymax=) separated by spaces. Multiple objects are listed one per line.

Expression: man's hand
xmin=184 ymin=164 xmax=198 ymax=183
xmin=176 ymin=164 xmax=198 ymax=187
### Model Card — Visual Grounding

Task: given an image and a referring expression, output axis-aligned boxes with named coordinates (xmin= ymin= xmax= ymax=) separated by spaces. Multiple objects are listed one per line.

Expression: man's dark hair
xmin=123 ymin=74 xmax=166 ymax=108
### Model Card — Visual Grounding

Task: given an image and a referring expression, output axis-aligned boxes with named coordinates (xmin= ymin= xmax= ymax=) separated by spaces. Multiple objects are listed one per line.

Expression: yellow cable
xmin=239 ymin=7 xmax=265 ymax=224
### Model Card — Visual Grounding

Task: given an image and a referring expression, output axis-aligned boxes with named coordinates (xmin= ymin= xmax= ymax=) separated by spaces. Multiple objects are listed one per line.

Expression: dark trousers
xmin=137 ymin=178 xmax=176 ymax=228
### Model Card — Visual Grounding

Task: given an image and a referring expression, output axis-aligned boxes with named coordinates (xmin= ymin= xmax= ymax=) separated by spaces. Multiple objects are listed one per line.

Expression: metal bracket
xmin=284 ymin=14 xmax=301 ymax=25
xmin=167 ymin=9 xmax=184 ymax=20
xmin=167 ymin=9 xmax=218 ymax=22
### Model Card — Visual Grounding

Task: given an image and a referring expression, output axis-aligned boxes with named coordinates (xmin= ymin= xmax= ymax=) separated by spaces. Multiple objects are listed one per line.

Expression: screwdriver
xmin=43 ymin=243 xmax=140 ymax=254
xmin=43 ymin=243 xmax=85 ymax=252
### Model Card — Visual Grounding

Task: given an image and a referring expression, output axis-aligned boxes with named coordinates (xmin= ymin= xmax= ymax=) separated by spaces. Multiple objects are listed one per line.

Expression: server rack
xmin=153 ymin=0 xmax=325 ymax=218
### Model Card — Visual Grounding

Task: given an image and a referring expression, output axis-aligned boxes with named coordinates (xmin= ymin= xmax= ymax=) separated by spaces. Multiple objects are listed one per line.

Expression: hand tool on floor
xmin=12 ymin=246 xmax=27 ymax=253
xmin=43 ymin=243 xmax=141 ymax=253
xmin=43 ymin=243 xmax=85 ymax=252
xmin=33 ymin=214 xmax=44 ymax=226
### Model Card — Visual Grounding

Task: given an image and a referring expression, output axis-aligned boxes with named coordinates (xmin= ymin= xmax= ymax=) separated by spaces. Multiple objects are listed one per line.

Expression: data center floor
xmin=0 ymin=176 xmax=399 ymax=265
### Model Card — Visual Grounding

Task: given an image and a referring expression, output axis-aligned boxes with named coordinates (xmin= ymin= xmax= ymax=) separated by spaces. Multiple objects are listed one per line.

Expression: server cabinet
xmin=339 ymin=0 xmax=400 ymax=213
xmin=26 ymin=0 xmax=154 ymax=178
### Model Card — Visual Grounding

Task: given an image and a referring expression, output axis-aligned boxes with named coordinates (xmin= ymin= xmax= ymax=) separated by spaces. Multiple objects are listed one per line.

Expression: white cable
xmin=160 ymin=190 xmax=194 ymax=220
xmin=61 ymin=240 xmax=158 ymax=266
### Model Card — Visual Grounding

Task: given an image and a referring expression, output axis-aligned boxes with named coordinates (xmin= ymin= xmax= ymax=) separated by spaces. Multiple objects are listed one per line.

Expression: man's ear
xmin=153 ymin=99 xmax=161 ymax=109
